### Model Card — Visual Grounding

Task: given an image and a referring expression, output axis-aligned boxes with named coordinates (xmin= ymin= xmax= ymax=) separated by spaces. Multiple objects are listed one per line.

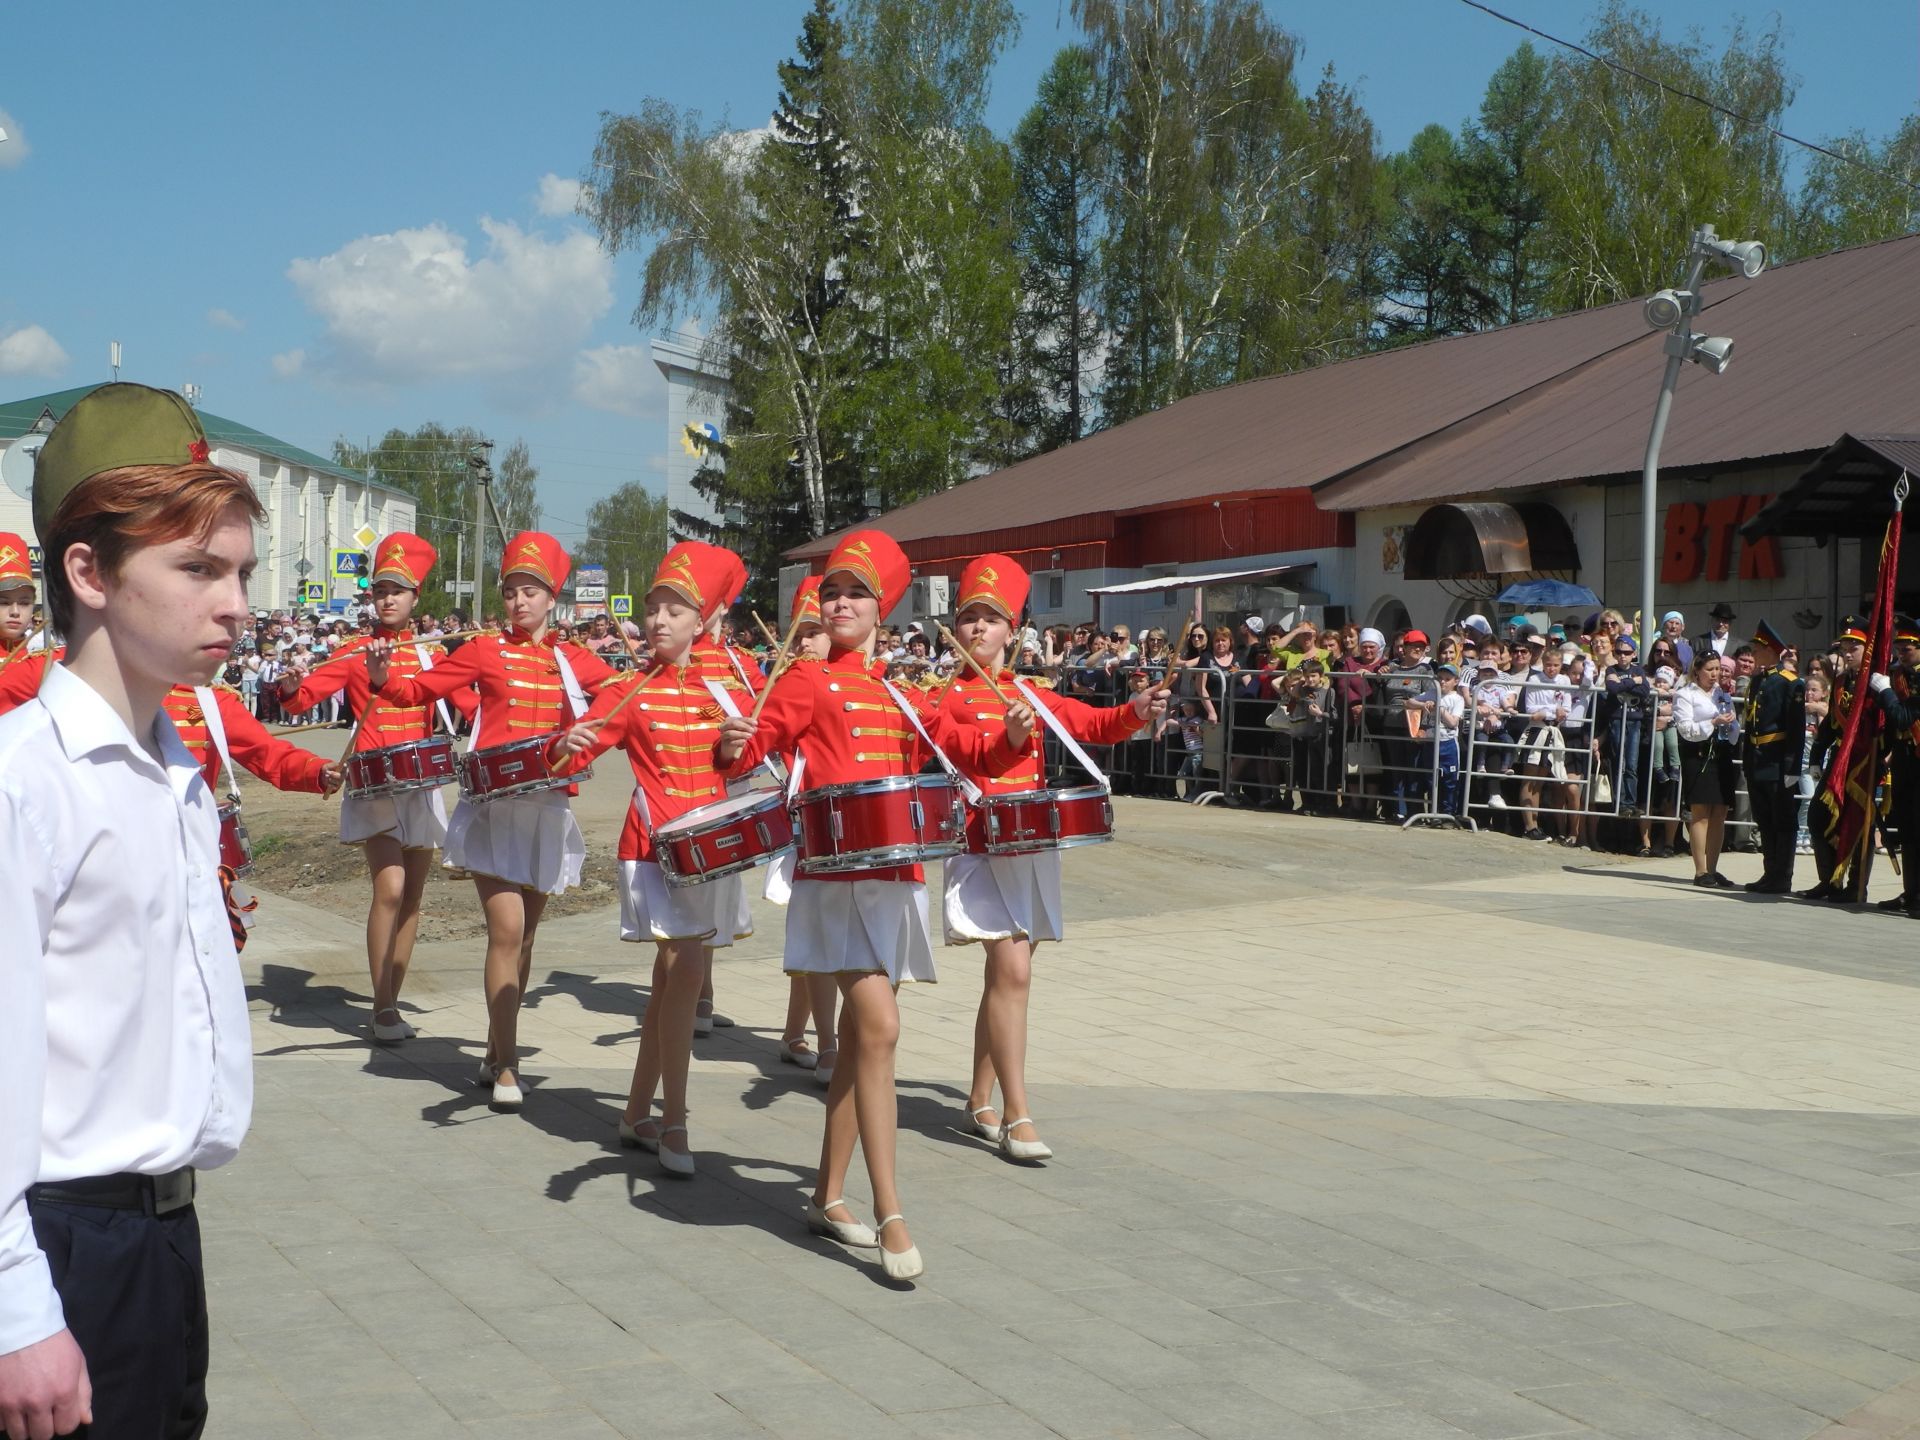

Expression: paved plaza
xmin=209 ymin=781 xmax=1920 ymax=1440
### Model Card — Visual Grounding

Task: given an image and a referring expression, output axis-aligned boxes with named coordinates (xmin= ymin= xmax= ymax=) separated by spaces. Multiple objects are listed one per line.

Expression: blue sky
xmin=2 ymin=0 xmax=1914 ymax=543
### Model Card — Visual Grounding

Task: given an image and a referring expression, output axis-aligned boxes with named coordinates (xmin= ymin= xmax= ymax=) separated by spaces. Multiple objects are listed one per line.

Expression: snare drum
xmin=793 ymin=774 xmax=966 ymax=876
xmin=456 ymin=735 xmax=591 ymax=802
xmin=653 ymin=789 xmax=794 ymax=887
xmin=980 ymin=784 xmax=1113 ymax=856
xmin=217 ymin=801 xmax=254 ymax=875
xmin=345 ymin=736 xmax=456 ymax=798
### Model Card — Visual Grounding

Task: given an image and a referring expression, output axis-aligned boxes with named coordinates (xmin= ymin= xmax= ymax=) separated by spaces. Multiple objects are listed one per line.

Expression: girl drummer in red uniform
xmin=278 ymin=533 xmax=474 ymax=1044
xmin=718 ymin=530 xmax=1030 ymax=1282
xmin=367 ymin=531 xmax=617 ymax=1112
xmin=0 ymin=532 xmax=37 ymax=669
xmin=550 ymin=542 xmax=751 ymax=1177
xmin=942 ymin=554 xmax=1166 ymax=1161
xmin=687 ymin=547 xmax=756 ymax=1036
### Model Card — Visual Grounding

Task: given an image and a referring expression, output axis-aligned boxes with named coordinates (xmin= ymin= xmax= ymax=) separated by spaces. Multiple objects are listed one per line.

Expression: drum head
xmin=655 ymin=789 xmax=776 ymax=837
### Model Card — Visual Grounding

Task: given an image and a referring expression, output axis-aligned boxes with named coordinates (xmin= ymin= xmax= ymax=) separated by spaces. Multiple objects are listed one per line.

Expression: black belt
xmin=28 ymin=1168 xmax=195 ymax=1215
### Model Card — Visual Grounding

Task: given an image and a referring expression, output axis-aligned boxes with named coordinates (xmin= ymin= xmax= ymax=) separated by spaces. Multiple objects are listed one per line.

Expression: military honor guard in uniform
xmin=366 ymin=531 xmax=619 ymax=1111
xmin=278 ymin=532 xmax=475 ymax=1041
xmin=1740 ymin=619 xmax=1805 ymax=894
xmin=718 ymin=530 xmax=1029 ymax=1282
xmin=939 ymin=554 xmax=1168 ymax=1162
xmin=1867 ymin=616 xmax=1920 ymax=915
xmin=554 ymin=543 xmax=754 ymax=1178
xmin=0 ymin=383 xmax=267 ymax=1438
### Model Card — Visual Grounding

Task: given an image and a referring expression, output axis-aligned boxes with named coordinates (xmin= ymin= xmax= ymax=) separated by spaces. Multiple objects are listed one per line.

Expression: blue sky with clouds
xmin=1 ymin=0 xmax=1913 ymax=542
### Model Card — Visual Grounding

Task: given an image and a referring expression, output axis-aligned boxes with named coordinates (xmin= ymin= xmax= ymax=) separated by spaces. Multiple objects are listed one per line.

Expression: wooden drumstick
xmin=750 ymin=608 xmax=807 ymax=723
xmin=751 ymin=610 xmax=781 ymax=651
xmin=935 ymin=622 xmax=1013 ymax=707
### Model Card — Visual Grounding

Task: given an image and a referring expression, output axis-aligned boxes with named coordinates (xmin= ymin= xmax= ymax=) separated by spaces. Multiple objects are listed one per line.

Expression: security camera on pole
xmin=1638 ymin=223 xmax=1766 ymax=655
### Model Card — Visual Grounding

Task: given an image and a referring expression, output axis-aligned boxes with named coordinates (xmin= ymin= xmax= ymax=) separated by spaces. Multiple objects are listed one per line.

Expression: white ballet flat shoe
xmin=999 ymin=1118 xmax=1052 ymax=1162
xmin=490 ymin=1077 xmax=524 ymax=1112
xmin=617 ymin=1118 xmax=659 ymax=1153
xmin=371 ymin=1008 xmax=413 ymax=1044
xmin=966 ymin=1106 xmax=1003 ymax=1144
xmin=875 ymin=1215 xmax=924 ymax=1282
xmin=657 ymin=1124 xmax=696 ymax=1178
xmin=474 ymin=1059 xmax=498 ymax=1089
xmin=805 ymin=1198 xmax=879 ymax=1248
xmin=814 ymin=1050 xmax=836 ymax=1090
xmin=778 ymin=1038 xmax=820 ymax=1071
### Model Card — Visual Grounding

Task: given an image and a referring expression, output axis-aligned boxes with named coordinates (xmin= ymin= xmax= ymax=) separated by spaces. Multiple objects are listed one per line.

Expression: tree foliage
xmin=573 ymin=480 xmax=670 ymax=600
xmin=1790 ymin=116 xmax=1920 ymax=255
xmin=334 ymin=424 xmax=488 ymax=617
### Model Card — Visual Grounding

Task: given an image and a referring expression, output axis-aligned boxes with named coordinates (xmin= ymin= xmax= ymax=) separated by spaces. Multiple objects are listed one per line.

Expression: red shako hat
xmin=0 ymin=531 xmax=32 ymax=589
xmin=957 ymin=553 xmax=1028 ymax=623
xmin=371 ymin=532 xmax=436 ymax=589
xmin=789 ymin=575 xmax=823 ymax=627
xmin=500 ymin=531 xmax=570 ymax=592
xmin=651 ymin=541 xmax=744 ymax=622
xmin=822 ymin=529 xmax=910 ymax=617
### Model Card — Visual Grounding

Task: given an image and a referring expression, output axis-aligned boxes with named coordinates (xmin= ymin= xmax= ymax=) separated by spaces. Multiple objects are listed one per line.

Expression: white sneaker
xmin=1488 ymin=793 xmax=1508 ymax=809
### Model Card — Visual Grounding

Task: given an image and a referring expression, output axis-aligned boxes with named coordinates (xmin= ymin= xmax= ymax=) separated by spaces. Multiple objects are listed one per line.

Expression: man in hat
xmin=1661 ymin=611 xmax=1695 ymax=670
xmin=1867 ymin=617 xmax=1920 ymax=914
xmin=1803 ymin=617 xmax=1871 ymax=901
xmin=1694 ymin=602 xmax=1737 ymax=661
xmin=0 ymin=383 xmax=264 ymax=1438
xmin=1741 ymin=620 xmax=1805 ymax=894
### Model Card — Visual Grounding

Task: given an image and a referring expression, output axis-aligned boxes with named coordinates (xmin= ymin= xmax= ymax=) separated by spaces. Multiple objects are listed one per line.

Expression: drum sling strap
xmin=1010 ymin=677 xmax=1112 ymax=794
xmin=881 ymin=677 xmax=983 ymax=805
xmin=192 ymin=686 xmax=259 ymax=944
xmin=415 ymin=642 xmax=458 ymax=736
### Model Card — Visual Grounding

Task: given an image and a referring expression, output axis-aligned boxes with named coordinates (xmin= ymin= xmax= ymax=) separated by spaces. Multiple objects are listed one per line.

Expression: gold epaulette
xmin=1023 ymin=675 xmax=1056 ymax=690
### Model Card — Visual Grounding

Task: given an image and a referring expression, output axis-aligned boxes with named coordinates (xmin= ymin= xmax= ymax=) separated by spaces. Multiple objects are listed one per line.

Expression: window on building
xmin=1047 ymin=575 xmax=1064 ymax=610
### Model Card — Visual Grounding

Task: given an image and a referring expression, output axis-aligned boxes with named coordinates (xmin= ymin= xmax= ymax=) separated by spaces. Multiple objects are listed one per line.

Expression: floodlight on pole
xmin=1637 ymin=223 xmax=1765 ymax=656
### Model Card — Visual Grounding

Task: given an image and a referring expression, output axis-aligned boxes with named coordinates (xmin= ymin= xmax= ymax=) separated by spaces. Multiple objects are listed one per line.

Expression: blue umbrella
xmin=1495 ymin=579 xmax=1602 ymax=609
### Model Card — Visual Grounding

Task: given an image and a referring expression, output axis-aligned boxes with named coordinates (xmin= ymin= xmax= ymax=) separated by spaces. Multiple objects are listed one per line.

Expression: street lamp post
xmin=1638 ymin=223 xmax=1767 ymax=656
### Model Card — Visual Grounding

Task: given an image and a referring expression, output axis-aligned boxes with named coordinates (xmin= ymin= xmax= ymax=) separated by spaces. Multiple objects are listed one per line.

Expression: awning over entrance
xmin=1742 ymin=433 xmax=1920 ymax=541
xmin=1402 ymin=502 xmax=1579 ymax=581
xmin=1086 ymin=563 xmax=1314 ymax=596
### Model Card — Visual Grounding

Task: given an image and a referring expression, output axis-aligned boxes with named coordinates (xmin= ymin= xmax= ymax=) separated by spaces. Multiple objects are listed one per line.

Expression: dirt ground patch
xmin=238 ymin=777 xmax=621 ymax=944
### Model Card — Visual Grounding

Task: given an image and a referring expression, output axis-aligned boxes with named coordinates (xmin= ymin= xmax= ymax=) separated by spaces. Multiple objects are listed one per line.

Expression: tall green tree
xmin=1011 ymin=44 xmax=1105 ymax=451
xmin=1789 ymin=115 xmax=1920 ymax=254
xmin=334 ymin=424 xmax=489 ymax=617
xmin=1535 ymin=4 xmax=1793 ymax=310
xmin=1379 ymin=124 xmax=1499 ymax=342
xmin=573 ymin=481 xmax=670 ymax=601
xmin=495 ymin=439 xmax=542 ymax=536
xmin=1461 ymin=42 xmax=1553 ymax=324
xmin=1077 ymin=0 xmax=1380 ymax=424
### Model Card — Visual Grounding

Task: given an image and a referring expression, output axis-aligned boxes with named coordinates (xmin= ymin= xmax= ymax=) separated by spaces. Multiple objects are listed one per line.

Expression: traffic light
xmin=347 ymin=552 xmax=370 ymax=590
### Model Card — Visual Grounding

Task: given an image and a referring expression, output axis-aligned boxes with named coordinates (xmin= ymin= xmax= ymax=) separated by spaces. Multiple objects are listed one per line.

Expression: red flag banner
xmin=1820 ymin=499 xmax=1903 ymax=879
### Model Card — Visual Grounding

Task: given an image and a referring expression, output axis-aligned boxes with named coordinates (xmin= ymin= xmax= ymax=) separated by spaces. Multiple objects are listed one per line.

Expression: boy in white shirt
xmin=0 ymin=383 xmax=263 ymax=1440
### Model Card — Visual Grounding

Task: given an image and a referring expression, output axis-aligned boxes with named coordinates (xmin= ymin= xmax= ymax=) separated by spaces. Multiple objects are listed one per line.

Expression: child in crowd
xmin=1164 ymin=698 xmax=1207 ymax=797
xmin=1434 ymin=663 xmax=1466 ymax=816
xmin=1650 ymin=665 xmax=1681 ymax=784
xmin=1797 ymin=672 xmax=1830 ymax=854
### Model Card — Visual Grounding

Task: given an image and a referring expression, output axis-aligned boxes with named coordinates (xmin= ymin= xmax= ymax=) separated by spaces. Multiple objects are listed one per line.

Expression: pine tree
xmin=1461 ymin=43 xmax=1553 ymax=326
xmin=1012 ymin=44 xmax=1105 ymax=451
xmin=1379 ymin=125 xmax=1500 ymax=342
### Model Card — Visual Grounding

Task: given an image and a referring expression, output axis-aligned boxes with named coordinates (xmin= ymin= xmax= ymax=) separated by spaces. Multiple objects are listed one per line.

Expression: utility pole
xmin=453 ymin=530 xmax=464 ymax=616
xmin=469 ymin=441 xmax=494 ymax=620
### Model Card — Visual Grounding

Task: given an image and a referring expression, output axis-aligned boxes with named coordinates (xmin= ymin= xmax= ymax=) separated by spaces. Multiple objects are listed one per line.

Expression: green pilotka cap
xmin=32 ymin=383 xmax=211 ymax=535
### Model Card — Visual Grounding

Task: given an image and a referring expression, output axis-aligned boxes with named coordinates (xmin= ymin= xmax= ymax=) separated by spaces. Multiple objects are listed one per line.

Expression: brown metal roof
xmin=1315 ymin=232 xmax=1920 ymax=511
xmin=1742 ymin=432 xmax=1920 ymax=540
xmin=787 ymin=291 xmax=1656 ymax=558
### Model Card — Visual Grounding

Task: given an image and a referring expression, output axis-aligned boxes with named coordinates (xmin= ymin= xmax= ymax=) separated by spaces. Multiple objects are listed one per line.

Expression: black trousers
xmin=1747 ymin=770 xmax=1799 ymax=888
xmin=18 ymin=1198 xmax=208 ymax=1440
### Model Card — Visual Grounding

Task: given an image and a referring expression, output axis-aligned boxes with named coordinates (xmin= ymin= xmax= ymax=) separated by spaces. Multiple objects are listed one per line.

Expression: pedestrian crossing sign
xmin=609 ymin=594 xmax=633 ymax=617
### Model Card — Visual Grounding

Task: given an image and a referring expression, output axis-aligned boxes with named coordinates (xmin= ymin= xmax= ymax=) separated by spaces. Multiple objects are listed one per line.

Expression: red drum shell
xmin=653 ymin=789 xmax=795 ymax=888
xmin=793 ymin=774 xmax=966 ymax=876
xmin=345 ymin=736 xmax=456 ymax=798
xmin=981 ymin=785 xmax=1114 ymax=856
xmin=216 ymin=801 xmax=254 ymax=875
xmin=455 ymin=735 xmax=589 ymax=802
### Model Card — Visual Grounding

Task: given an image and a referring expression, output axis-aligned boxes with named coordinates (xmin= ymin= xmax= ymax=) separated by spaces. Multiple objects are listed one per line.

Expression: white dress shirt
xmin=1672 ymin=683 xmax=1724 ymax=741
xmin=0 ymin=664 xmax=253 ymax=1356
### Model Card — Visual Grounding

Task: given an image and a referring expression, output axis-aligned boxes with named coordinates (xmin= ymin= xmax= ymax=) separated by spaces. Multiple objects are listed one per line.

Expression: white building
xmin=0 ymin=383 xmax=416 ymax=615
xmin=649 ymin=332 xmax=730 ymax=535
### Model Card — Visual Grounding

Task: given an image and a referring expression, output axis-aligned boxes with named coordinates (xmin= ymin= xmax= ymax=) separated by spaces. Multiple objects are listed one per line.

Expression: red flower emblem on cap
xmin=188 ymin=439 xmax=210 ymax=463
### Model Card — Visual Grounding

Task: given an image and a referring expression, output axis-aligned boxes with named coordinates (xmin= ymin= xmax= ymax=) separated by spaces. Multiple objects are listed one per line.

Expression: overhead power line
xmin=1457 ymin=0 xmax=1920 ymax=195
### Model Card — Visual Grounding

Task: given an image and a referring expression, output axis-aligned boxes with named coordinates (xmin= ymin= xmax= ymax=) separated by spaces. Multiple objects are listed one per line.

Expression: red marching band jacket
xmin=936 ymin=552 xmax=1139 ymax=850
xmin=281 ymin=630 xmax=476 ymax=752
xmin=562 ymin=543 xmax=756 ymax=862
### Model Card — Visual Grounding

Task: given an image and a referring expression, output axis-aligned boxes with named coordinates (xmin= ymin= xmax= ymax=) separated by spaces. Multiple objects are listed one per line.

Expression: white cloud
xmin=270 ymin=348 xmax=305 ymax=379
xmin=206 ymin=307 xmax=244 ymax=332
xmin=0 ymin=324 xmax=68 ymax=377
xmin=0 ymin=109 xmax=27 ymax=169
xmin=286 ymin=218 xmax=613 ymax=386
xmin=572 ymin=344 xmax=664 ymax=416
xmin=534 ymin=172 xmax=584 ymax=218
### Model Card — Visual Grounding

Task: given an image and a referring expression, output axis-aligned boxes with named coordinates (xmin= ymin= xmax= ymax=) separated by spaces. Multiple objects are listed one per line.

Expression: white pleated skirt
xmin=444 ymin=789 xmax=584 ymax=895
xmin=943 ymin=851 xmax=1063 ymax=946
xmin=785 ymin=878 xmax=934 ymax=985
xmin=618 ymin=860 xmax=750 ymax=946
xmin=762 ymin=849 xmax=796 ymax=906
xmin=339 ymin=786 xmax=450 ymax=850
